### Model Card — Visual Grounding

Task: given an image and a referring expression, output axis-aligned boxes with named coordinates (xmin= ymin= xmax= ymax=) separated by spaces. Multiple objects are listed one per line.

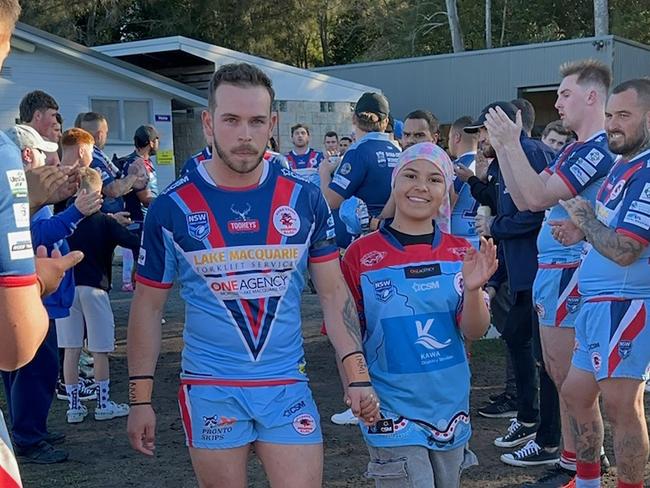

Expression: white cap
xmin=4 ymin=124 xmax=58 ymax=153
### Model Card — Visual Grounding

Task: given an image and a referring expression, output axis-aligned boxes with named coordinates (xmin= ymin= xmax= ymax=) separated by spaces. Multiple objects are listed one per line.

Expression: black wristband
xmin=348 ymin=381 xmax=372 ymax=387
xmin=129 ymin=375 xmax=154 ymax=381
xmin=340 ymin=351 xmax=364 ymax=363
xmin=130 ymin=402 xmax=152 ymax=406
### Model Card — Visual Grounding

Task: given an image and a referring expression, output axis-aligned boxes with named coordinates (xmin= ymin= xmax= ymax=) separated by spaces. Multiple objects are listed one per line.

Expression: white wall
xmin=0 ymin=44 xmax=177 ymax=188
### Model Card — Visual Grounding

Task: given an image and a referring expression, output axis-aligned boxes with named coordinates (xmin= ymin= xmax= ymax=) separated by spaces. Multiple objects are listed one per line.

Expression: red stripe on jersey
xmin=135 ymin=274 xmax=173 ymax=289
xmin=240 ymin=298 xmax=265 ymax=339
xmin=616 ymin=228 xmax=650 ymax=246
xmin=176 ymin=183 xmax=225 ymax=248
xmin=266 ymin=177 xmax=297 ymax=245
xmin=0 ymin=274 xmax=37 ymax=288
xmin=181 ymin=378 xmax=299 ymax=387
xmin=309 ymin=250 xmax=340 ymax=264
xmin=607 ymin=303 xmax=646 ymax=377
xmin=554 ymin=170 xmax=579 ymax=197
xmin=178 ymin=385 xmax=193 ymax=448
xmin=0 ymin=468 xmax=20 ymax=488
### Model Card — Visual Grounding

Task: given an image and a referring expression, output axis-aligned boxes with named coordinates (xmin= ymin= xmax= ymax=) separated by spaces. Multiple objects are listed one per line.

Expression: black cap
xmin=134 ymin=125 xmax=159 ymax=148
xmin=355 ymin=92 xmax=389 ymax=118
xmin=385 ymin=114 xmax=395 ymax=133
xmin=464 ymin=101 xmax=518 ymax=133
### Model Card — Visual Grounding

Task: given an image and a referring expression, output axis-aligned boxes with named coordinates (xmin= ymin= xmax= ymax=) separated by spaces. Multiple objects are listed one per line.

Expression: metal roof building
xmin=314 ymin=36 xmax=650 ymax=132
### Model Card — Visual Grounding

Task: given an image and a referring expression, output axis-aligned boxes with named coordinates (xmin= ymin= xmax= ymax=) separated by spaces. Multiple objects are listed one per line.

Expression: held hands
xmin=341 ymin=352 xmax=380 ymax=425
xmin=454 ymin=163 xmax=474 ymax=182
xmin=462 ymin=237 xmax=498 ymax=292
xmin=484 ymin=107 xmax=522 ymax=149
xmin=549 ymin=219 xmax=586 ymax=246
xmin=74 ymin=189 xmax=103 ymax=216
xmin=35 ymin=245 xmax=84 ymax=297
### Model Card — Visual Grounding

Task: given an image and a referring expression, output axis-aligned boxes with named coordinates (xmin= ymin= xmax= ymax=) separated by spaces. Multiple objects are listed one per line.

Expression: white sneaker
xmin=67 ymin=404 xmax=88 ymax=424
xmin=330 ymin=408 xmax=359 ymax=425
xmin=95 ymin=401 xmax=130 ymax=421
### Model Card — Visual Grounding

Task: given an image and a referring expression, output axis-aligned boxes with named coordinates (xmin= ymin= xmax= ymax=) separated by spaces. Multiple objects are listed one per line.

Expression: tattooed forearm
xmin=342 ymin=291 xmax=362 ymax=351
xmin=572 ymin=208 xmax=643 ymax=266
xmin=568 ymin=415 xmax=602 ymax=463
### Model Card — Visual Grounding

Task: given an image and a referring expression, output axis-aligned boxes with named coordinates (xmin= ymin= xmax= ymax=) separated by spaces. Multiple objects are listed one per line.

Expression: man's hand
xmin=26 ymin=165 xmax=76 ymax=211
xmin=454 ymin=163 xmax=474 ymax=182
xmin=549 ymin=219 xmax=586 ymax=246
xmin=74 ymin=189 xmax=103 ymax=216
xmin=559 ymin=196 xmax=596 ymax=232
xmin=475 ymin=214 xmax=495 ymax=237
xmin=108 ymin=211 xmax=133 ymax=227
xmin=127 ymin=159 xmax=149 ymax=190
xmin=127 ymin=405 xmax=156 ymax=456
xmin=345 ymin=386 xmax=380 ymax=426
xmin=485 ymin=107 xmax=523 ymax=149
xmin=475 ymin=146 xmax=490 ymax=182
xmin=35 ymin=246 xmax=84 ymax=297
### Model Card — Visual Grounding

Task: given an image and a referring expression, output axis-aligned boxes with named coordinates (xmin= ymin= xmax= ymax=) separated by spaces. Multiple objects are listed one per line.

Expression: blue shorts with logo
xmin=572 ymin=298 xmax=650 ymax=382
xmin=178 ymin=380 xmax=322 ymax=449
xmin=533 ymin=264 xmax=581 ymax=328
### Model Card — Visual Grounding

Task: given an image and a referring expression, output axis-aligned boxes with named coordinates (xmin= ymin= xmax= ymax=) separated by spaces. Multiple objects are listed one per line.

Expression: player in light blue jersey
xmin=449 ymin=116 xmax=480 ymax=248
xmin=127 ymin=62 xmax=380 ymax=488
xmin=553 ymin=80 xmax=650 ymax=488
xmin=484 ymin=60 xmax=614 ymax=477
xmin=342 ymin=143 xmax=497 ymax=487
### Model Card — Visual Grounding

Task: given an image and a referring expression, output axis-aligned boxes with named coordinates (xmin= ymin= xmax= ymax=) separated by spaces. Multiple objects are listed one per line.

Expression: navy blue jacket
xmin=489 ymin=136 xmax=554 ymax=293
xmin=31 ymin=204 xmax=84 ymax=318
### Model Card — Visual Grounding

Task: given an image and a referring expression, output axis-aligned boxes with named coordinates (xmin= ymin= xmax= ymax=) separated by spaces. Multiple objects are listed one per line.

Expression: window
xmin=273 ymin=100 xmax=287 ymax=112
xmin=90 ymin=98 xmax=152 ymax=142
xmin=320 ymin=102 xmax=335 ymax=113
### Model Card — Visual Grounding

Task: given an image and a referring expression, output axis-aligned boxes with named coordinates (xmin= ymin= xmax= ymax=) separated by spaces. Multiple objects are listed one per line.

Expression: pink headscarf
xmin=391 ymin=142 xmax=454 ymax=233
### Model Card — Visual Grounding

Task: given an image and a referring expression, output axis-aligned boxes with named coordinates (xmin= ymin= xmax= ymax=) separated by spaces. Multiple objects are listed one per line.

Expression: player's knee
xmin=602 ymin=390 xmax=641 ymax=425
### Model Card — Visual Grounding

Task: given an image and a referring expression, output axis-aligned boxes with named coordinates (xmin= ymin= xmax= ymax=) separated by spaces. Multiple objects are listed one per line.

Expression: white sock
xmin=65 ymin=384 xmax=80 ymax=410
xmin=97 ymin=379 xmax=110 ymax=409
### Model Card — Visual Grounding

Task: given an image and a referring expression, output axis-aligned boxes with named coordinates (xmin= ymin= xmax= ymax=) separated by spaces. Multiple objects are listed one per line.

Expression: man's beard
xmin=213 ymin=138 xmax=264 ymax=175
xmin=608 ymin=124 xmax=649 ymax=159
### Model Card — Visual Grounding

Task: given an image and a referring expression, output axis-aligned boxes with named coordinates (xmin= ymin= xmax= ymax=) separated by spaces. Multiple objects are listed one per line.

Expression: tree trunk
xmin=499 ymin=0 xmax=507 ymax=46
xmin=445 ymin=0 xmax=465 ymax=52
xmin=485 ymin=0 xmax=492 ymax=48
xmin=593 ymin=0 xmax=609 ymax=36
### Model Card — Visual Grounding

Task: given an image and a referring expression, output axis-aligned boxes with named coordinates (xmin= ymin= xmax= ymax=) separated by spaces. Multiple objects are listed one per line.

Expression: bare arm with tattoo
xmin=560 ymin=196 xmax=646 ymax=266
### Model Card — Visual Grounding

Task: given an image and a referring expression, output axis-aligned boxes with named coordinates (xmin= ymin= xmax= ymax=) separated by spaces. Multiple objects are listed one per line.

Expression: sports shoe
xmin=494 ymin=418 xmax=537 ymax=448
xmin=522 ymin=466 xmax=575 ymax=487
xmin=15 ymin=441 xmax=68 ymax=464
xmin=478 ymin=395 xmax=518 ymax=418
xmin=121 ymin=282 xmax=134 ymax=292
xmin=56 ymin=379 xmax=97 ymax=401
xmin=330 ymin=408 xmax=359 ymax=425
xmin=95 ymin=401 xmax=130 ymax=421
xmin=67 ymin=404 xmax=88 ymax=424
xmin=500 ymin=440 xmax=560 ymax=467
xmin=489 ymin=391 xmax=513 ymax=402
xmin=44 ymin=431 xmax=65 ymax=446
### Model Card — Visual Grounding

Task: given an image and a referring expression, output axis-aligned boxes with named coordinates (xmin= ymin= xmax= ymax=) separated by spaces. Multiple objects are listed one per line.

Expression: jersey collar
xmin=379 ymin=219 xmax=443 ymax=252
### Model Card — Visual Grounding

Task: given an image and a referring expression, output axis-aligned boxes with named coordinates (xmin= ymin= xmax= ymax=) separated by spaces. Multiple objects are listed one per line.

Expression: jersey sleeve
xmin=0 ymin=146 xmax=36 ymax=287
xmin=91 ymin=156 xmax=116 ymax=187
xmin=134 ymin=197 xmax=178 ymax=288
xmin=328 ymin=149 xmax=365 ymax=199
xmin=308 ymin=190 xmax=338 ymax=263
xmin=614 ymin=167 xmax=650 ymax=245
xmin=554 ymin=145 xmax=612 ymax=197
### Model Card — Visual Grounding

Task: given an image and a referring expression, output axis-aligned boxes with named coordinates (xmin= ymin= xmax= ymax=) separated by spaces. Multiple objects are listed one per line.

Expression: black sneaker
xmin=494 ymin=418 xmax=538 ymax=448
xmin=55 ymin=379 xmax=97 ymax=401
xmin=478 ymin=395 xmax=518 ymax=418
xmin=522 ymin=465 xmax=574 ymax=487
xmin=15 ymin=441 xmax=68 ymax=464
xmin=500 ymin=439 xmax=560 ymax=467
xmin=44 ymin=431 xmax=65 ymax=445
xmin=489 ymin=391 xmax=510 ymax=402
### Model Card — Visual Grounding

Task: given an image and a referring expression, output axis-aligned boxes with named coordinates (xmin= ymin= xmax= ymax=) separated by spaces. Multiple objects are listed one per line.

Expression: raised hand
xmin=484 ymin=107 xmax=522 ymax=148
xmin=454 ymin=163 xmax=474 ymax=182
xmin=74 ymin=189 xmax=103 ymax=216
xmin=462 ymin=237 xmax=498 ymax=292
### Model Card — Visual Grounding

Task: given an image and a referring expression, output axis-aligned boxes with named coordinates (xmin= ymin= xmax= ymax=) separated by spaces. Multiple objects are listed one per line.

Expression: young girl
xmin=341 ymin=142 xmax=498 ymax=487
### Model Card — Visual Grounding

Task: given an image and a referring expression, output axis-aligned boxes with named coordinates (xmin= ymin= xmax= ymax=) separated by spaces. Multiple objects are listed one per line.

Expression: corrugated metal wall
xmin=316 ymin=36 xmax=648 ymax=123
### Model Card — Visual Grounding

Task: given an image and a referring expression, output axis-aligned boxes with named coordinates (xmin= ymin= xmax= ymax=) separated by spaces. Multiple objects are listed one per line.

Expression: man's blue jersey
xmin=537 ymin=132 xmax=614 ymax=264
xmin=0 ymin=131 xmax=35 ymax=286
xmin=285 ymin=148 xmax=323 ymax=186
xmin=342 ymin=227 xmax=475 ymax=450
xmin=122 ymin=153 xmax=159 ymax=225
xmin=91 ymin=146 xmax=125 ymax=214
xmin=328 ymin=132 xmax=401 ymax=217
xmin=579 ymin=149 xmax=650 ymax=299
xmin=181 ymin=146 xmax=289 ymax=177
xmin=451 ymin=152 xmax=479 ymax=248
xmin=137 ymin=161 xmax=338 ymax=383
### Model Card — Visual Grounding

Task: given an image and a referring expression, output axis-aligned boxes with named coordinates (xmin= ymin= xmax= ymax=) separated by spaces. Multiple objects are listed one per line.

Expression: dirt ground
xmin=9 ymin=266 xmax=650 ymax=487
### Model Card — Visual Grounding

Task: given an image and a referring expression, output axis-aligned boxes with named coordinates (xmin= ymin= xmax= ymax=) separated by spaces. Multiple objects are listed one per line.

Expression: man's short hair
xmin=451 ymin=116 xmax=474 ymax=134
xmin=207 ymin=63 xmax=275 ymax=113
xmin=340 ymin=136 xmax=353 ymax=143
xmin=611 ymin=78 xmax=650 ymax=111
xmin=560 ymin=59 xmax=612 ymax=93
xmin=61 ymin=128 xmax=95 ymax=147
xmin=353 ymin=113 xmax=387 ymax=133
xmin=324 ymin=130 xmax=338 ymax=140
xmin=79 ymin=167 xmax=102 ymax=193
xmin=77 ymin=112 xmax=107 ymax=132
xmin=542 ymin=120 xmax=572 ymax=138
xmin=405 ymin=110 xmax=440 ymax=136
xmin=0 ymin=0 xmax=21 ymax=28
xmin=19 ymin=90 xmax=59 ymax=123
xmin=291 ymin=124 xmax=310 ymax=136
xmin=510 ymin=98 xmax=535 ymax=133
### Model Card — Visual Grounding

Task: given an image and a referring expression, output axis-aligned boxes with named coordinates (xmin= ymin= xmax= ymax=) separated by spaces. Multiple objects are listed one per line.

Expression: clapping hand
xmin=549 ymin=219 xmax=585 ymax=246
xmin=484 ymin=107 xmax=522 ymax=149
xmin=462 ymin=237 xmax=498 ymax=292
